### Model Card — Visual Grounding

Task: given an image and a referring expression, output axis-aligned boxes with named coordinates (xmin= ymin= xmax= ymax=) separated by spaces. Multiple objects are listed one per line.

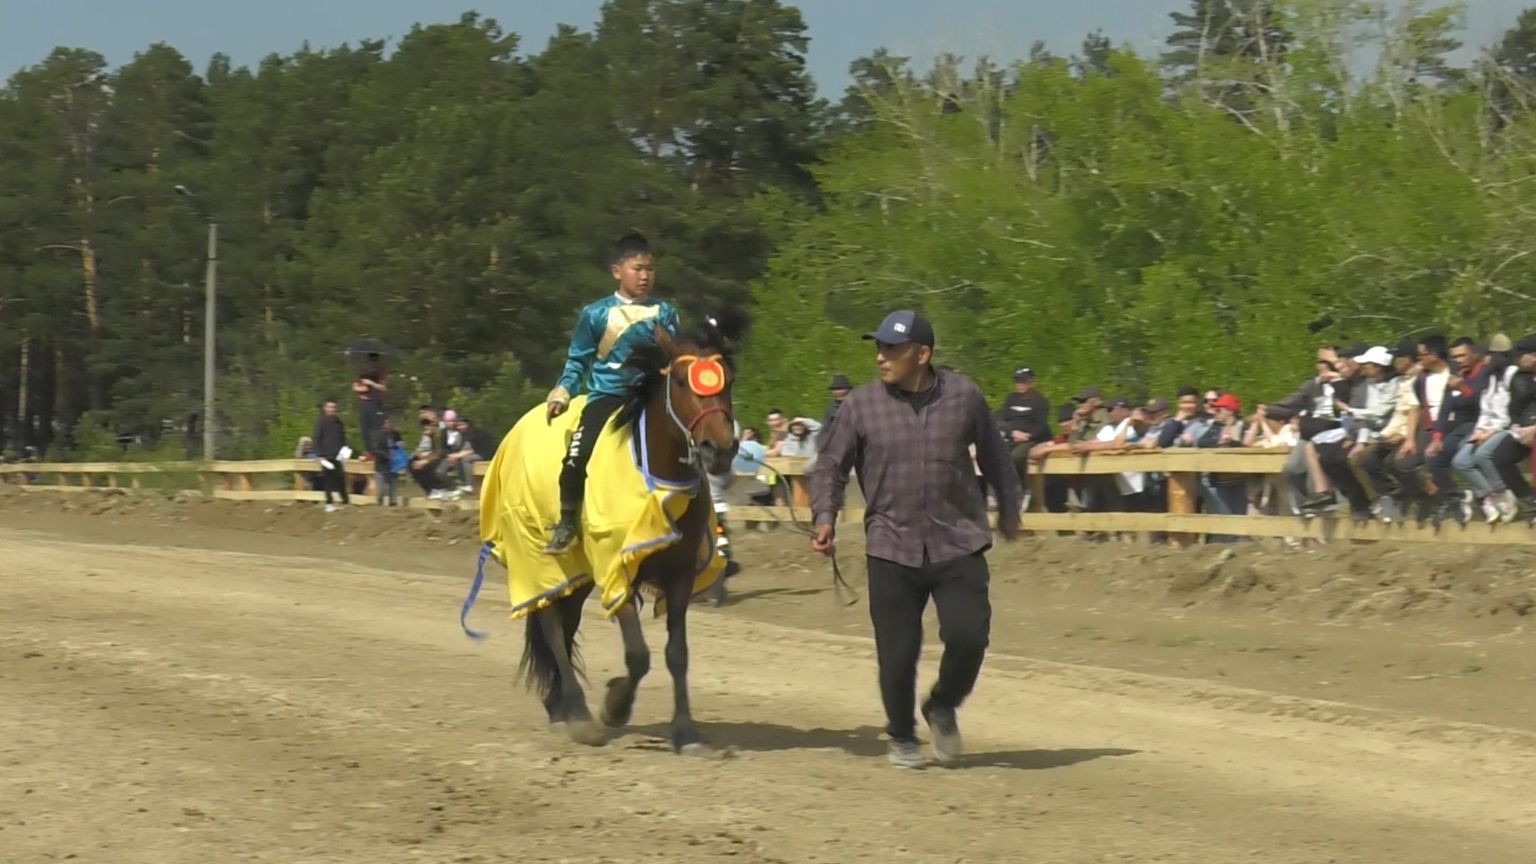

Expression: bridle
xmin=660 ymin=352 xmax=732 ymax=467
xmin=660 ymin=351 xmax=859 ymax=607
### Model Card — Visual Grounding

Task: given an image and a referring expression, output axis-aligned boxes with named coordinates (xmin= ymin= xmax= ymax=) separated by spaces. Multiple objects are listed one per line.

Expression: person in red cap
xmin=1196 ymin=393 xmax=1249 ymax=537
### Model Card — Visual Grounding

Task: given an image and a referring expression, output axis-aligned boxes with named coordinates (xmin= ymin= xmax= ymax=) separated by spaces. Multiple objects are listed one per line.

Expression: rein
xmin=737 ymin=451 xmax=858 ymax=607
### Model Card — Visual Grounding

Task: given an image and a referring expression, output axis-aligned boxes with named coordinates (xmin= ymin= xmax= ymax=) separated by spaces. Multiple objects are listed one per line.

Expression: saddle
xmin=478 ymin=395 xmax=725 ymax=620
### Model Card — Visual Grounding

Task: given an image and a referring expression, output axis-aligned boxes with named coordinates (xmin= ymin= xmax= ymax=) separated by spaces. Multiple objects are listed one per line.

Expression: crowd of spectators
xmin=305 ymin=332 xmax=1536 ymax=531
xmin=990 ymin=333 xmax=1536 ymax=532
xmin=297 ymin=359 xmax=495 ymax=509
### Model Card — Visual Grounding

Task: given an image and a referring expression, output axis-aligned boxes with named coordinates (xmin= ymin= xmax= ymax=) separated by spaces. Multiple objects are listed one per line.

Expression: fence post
xmin=1166 ymin=471 xmax=1198 ymax=549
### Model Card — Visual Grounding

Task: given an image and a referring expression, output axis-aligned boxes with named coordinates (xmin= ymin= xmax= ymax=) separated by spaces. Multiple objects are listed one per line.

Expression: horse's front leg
xmin=600 ymin=600 xmax=649 ymax=728
xmin=663 ymin=584 xmax=716 ymax=756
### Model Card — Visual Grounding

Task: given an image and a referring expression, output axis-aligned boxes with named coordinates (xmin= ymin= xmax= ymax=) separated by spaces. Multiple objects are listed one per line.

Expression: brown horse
xmin=513 ymin=311 xmax=746 ymax=755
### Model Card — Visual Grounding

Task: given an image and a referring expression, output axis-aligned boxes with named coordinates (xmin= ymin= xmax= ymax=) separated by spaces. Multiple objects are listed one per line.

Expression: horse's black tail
xmin=516 ymin=583 xmax=593 ymax=703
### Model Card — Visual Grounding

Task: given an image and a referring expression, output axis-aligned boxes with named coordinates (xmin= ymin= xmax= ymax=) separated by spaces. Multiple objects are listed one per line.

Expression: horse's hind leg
xmin=600 ymin=600 xmax=649 ymax=728
xmin=536 ymin=605 xmax=604 ymax=746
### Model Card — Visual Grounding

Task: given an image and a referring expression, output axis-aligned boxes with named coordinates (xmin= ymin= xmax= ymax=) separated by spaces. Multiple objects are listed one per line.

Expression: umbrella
xmin=343 ymin=338 xmax=403 ymax=360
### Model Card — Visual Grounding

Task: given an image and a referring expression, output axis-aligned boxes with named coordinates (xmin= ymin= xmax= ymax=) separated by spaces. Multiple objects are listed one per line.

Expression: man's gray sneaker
xmin=887 ymin=739 xmax=928 ymax=769
xmin=922 ymin=701 xmax=962 ymax=764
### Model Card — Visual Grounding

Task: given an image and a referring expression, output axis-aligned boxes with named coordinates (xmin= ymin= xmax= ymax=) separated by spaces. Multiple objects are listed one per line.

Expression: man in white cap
xmin=1312 ymin=345 xmax=1398 ymax=519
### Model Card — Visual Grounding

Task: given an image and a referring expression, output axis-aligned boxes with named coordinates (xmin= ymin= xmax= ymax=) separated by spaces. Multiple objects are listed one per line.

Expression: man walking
xmin=810 ymin=310 xmax=1022 ymax=769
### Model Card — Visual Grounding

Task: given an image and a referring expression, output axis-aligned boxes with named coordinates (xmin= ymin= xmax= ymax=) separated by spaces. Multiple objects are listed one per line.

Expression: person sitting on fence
xmin=1350 ymin=340 xmax=1419 ymax=523
xmin=1419 ymin=336 xmax=1488 ymax=525
xmin=1452 ymin=335 xmax=1520 ymax=523
xmin=294 ymin=435 xmax=322 ymax=492
xmin=1499 ymin=334 xmax=1536 ymax=523
xmin=997 ymin=366 xmax=1051 ymax=489
xmin=439 ymin=413 xmax=481 ymax=496
xmin=410 ymin=407 xmax=448 ymax=499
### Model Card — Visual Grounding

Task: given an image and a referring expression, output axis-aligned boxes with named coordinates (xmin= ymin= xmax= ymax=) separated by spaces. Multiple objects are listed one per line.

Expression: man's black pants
xmin=1394 ymin=424 xmax=1472 ymax=508
xmin=558 ymin=394 xmax=624 ymax=508
xmin=866 ymin=552 xmax=991 ymax=743
xmin=1009 ymin=441 xmax=1037 ymax=487
xmin=1488 ymin=434 xmax=1533 ymax=499
xmin=1315 ymin=440 xmax=1371 ymax=513
xmin=1354 ymin=441 xmax=1401 ymax=500
xmin=320 ymin=461 xmax=349 ymax=505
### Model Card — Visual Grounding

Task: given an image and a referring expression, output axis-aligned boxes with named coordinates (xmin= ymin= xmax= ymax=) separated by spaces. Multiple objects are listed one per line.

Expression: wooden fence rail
xmin=2 ymin=449 xmax=1531 ymax=546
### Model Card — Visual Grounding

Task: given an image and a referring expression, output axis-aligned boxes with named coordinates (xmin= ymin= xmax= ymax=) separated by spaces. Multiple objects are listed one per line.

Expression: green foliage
xmin=444 ymin=355 xmax=546 ymax=442
xmin=736 ymin=3 xmax=1536 ymax=422
xmin=0 ymin=4 xmax=823 ymax=459
xmin=6 ymin=1 xmax=1536 ymax=460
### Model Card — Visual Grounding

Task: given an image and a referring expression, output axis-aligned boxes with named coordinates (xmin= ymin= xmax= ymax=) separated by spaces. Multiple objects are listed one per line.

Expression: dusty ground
xmin=3 ymin=487 xmax=1536 ymax=862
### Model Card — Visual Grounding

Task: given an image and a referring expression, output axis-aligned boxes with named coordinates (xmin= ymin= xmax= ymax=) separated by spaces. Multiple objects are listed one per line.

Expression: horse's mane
xmin=612 ymin=307 xmax=751 ymax=431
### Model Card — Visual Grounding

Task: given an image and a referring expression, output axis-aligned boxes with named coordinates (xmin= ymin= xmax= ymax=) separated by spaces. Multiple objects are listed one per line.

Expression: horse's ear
xmin=705 ymin=307 xmax=751 ymax=347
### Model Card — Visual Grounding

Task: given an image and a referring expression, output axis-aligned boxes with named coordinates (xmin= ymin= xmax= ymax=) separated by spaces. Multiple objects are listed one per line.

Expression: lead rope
xmin=738 ymin=452 xmax=858 ymax=607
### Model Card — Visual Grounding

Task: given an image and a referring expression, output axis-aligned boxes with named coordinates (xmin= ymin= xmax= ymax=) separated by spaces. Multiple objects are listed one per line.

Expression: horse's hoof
xmin=678 ymin=742 xmax=729 ymax=760
xmin=600 ymin=679 xmax=634 ymax=728
xmin=567 ymin=720 xmax=606 ymax=747
xmin=598 ymin=705 xmax=631 ymax=728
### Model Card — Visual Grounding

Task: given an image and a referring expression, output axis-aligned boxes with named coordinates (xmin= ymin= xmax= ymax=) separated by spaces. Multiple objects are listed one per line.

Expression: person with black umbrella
xmin=345 ymin=339 xmax=399 ymax=454
xmin=352 ymin=351 xmax=389 ymax=450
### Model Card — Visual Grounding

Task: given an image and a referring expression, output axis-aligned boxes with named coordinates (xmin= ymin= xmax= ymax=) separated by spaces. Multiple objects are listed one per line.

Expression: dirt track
xmin=3 ymin=489 xmax=1536 ymax=862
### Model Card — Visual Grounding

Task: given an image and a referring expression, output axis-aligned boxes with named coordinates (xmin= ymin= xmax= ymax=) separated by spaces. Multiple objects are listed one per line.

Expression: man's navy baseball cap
xmin=864 ymin=310 xmax=935 ymax=348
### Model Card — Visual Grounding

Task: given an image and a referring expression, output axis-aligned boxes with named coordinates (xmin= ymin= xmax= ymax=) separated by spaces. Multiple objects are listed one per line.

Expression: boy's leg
xmin=548 ymin=395 xmax=624 ymax=552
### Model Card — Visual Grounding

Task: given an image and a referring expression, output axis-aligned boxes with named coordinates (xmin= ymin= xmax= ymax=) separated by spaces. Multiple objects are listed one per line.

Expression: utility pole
xmin=176 ymin=185 xmax=217 ymax=460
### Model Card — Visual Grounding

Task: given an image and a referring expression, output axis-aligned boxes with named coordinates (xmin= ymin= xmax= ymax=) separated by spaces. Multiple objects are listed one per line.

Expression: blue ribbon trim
xmin=460 ymin=540 xmax=494 ymax=641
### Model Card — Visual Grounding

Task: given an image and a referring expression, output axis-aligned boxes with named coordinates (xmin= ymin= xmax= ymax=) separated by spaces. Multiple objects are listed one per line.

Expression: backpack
xmin=388 ymin=441 xmax=409 ymax=474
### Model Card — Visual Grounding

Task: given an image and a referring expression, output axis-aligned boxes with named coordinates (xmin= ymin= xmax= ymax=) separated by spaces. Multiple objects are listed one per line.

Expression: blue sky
xmin=0 ymin=1 xmax=1529 ymax=96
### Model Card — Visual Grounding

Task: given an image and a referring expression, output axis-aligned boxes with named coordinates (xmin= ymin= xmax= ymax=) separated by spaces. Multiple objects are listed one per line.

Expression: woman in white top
xmin=1452 ymin=355 xmax=1520 ymax=522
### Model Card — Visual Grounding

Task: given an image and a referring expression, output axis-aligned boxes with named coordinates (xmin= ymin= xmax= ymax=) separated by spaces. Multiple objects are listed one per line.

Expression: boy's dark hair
xmin=611 ymin=230 xmax=652 ymax=266
xmin=1417 ymin=333 xmax=1448 ymax=359
xmin=1176 ymin=386 xmax=1198 ymax=399
xmin=1450 ymin=335 xmax=1478 ymax=351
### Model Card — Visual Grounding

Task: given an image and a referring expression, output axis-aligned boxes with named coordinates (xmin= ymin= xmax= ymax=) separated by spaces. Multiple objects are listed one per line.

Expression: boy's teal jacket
xmin=550 ymin=294 xmax=681 ymax=401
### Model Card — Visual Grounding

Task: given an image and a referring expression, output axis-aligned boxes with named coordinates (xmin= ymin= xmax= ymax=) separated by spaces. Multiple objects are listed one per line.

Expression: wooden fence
xmin=2 ymin=449 xmax=1532 ymax=547
xmin=0 ymin=454 xmax=818 ymax=519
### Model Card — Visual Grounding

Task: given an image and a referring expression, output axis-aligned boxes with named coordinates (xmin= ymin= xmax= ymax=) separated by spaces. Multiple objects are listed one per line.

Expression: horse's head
xmin=652 ymin=312 xmax=748 ymax=476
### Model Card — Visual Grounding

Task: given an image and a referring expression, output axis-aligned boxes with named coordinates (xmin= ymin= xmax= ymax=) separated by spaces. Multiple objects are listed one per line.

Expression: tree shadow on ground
xmin=625 ymin=721 xmax=1138 ymax=770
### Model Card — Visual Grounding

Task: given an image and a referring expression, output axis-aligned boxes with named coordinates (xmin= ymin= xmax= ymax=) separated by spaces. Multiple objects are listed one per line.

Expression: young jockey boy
xmin=544 ymin=231 xmax=680 ymax=553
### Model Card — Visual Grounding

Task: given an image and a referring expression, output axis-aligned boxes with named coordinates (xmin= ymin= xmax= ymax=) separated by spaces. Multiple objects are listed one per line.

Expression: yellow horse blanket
xmin=478 ymin=395 xmax=724 ymax=621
